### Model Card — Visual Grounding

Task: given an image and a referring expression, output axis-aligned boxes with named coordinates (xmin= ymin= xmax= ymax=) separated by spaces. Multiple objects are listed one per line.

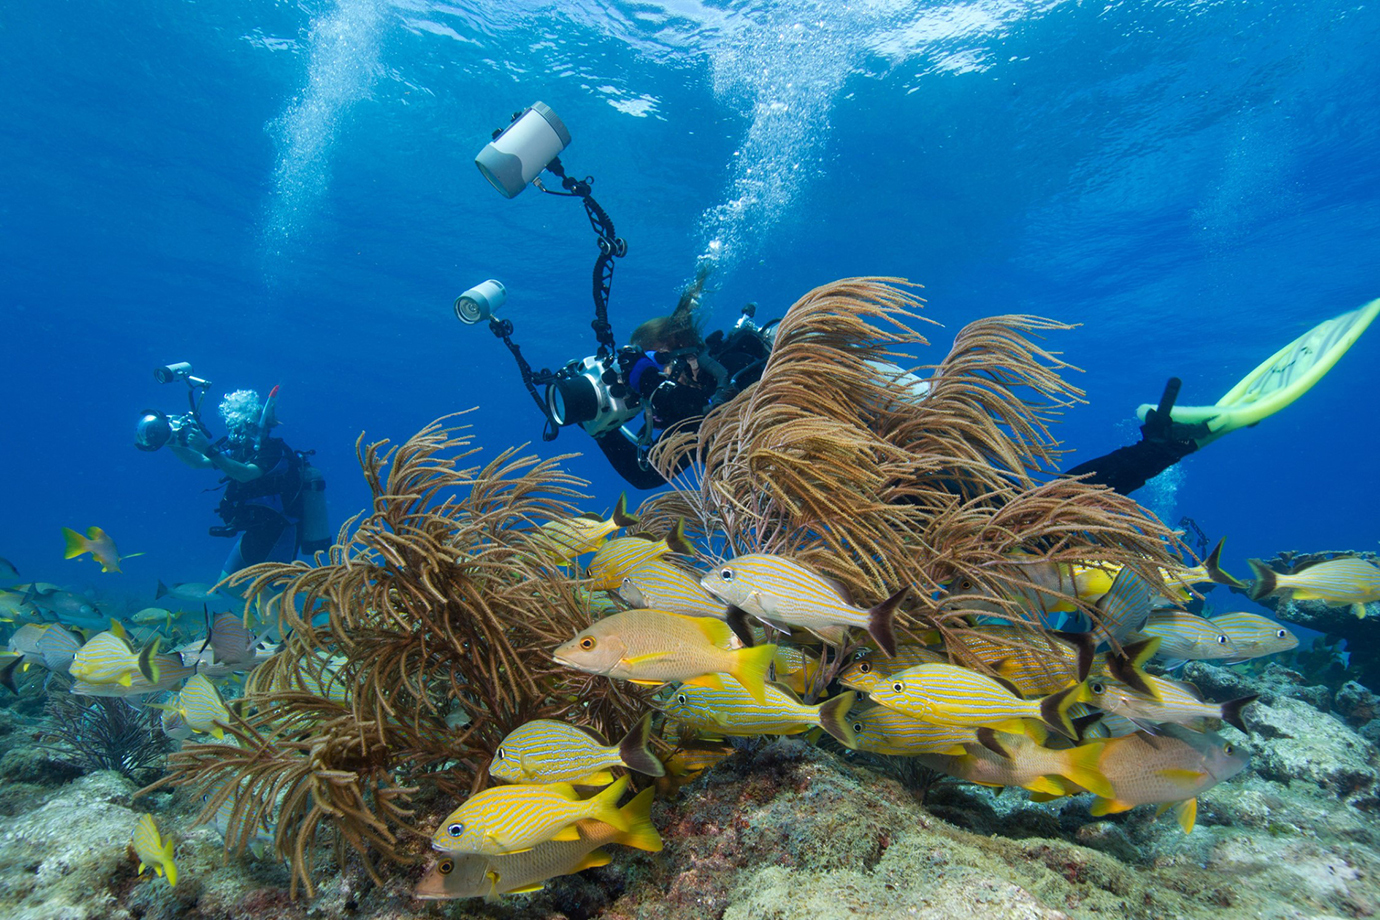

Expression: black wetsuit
xmin=213 ymin=436 xmax=304 ymax=572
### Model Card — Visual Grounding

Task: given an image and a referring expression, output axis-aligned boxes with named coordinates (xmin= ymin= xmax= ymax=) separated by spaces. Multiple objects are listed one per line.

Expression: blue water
xmin=3 ymin=0 xmax=1378 ymax=600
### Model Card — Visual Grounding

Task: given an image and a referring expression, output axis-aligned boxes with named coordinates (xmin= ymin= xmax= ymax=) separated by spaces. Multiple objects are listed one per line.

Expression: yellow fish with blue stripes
xmin=659 ymin=678 xmax=857 ymax=747
xmin=838 ymin=645 xmax=946 ymax=693
xmin=869 ymin=662 xmax=1083 ymax=739
xmin=532 ymin=494 xmax=639 ymax=563
xmin=846 ymin=705 xmax=978 ymax=756
xmin=432 ymin=775 xmax=632 ymax=856
xmin=69 ymin=629 xmax=160 ymax=687
xmin=1207 ymin=612 xmax=1298 ymax=661
xmin=587 ymin=520 xmax=694 ymax=591
xmin=1248 ymin=555 xmax=1380 ymax=620
xmin=131 ymin=813 xmax=178 ymax=887
xmin=700 ymin=553 xmax=907 ymax=656
xmin=153 ymin=674 xmax=231 ymax=739
xmin=617 ymin=559 xmax=725 ymax=620
xmin=489 ymin=714 xmax=664 ymax=785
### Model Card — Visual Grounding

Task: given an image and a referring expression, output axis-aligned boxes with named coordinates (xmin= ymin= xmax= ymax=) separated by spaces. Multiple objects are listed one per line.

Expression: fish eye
xmin=439 ymin=859 xmax=454 ymax=875
xmin=859 ymin=662 xmax=872 ymax=673
xmin=495 ymin=748 xmax=505 ymax=760
xmin=853 ymin=722 xmax=864 ymax=733
xmin=720 ymin=567 xmax=734 ymax=581
xmin=676 ymin=694 xmax=687 ymax=704
xmin=1276 ymin=629 xmax=1288 ymax=639
xmin=1216 ymin=635 xmax=1229 ymax=644
xmin=1089 ymin=681 xmax=1104 ymax=693
xmin=579 ymin=637 xmax=596 ymax=650
xmin=447 ymin=822 xmax=464 ymax=837
xmin=1223 ymin=744 xmax=1234 ymax=755
xmin=891 ymin=681 xmax=904 ymax=693
xmin=960 ymin=580 xmax=973 ymax=590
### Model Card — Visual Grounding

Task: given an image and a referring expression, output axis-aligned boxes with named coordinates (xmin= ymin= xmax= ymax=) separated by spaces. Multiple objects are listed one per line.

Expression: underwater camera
xmin=545 ymin=349 xmax=652 ymax=437
xmin=475 ymin=101 xmax=571 ymax=199
xmin=136 ymin=361 xmax=212 ymax=451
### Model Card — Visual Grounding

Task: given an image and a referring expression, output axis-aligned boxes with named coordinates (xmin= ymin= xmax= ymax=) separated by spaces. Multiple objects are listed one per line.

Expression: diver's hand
xmin=183 ymin=428 xmax=211 ymax=454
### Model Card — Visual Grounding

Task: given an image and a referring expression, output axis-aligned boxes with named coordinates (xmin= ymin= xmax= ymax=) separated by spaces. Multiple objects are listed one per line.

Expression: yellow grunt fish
xmin=587 ymin=520 xmax=694 ymax=591
xmin=1208 ymin=612 xmax=1298 ymax=661
xmin=152 ymin=674 xmax=231 ymax=739
xmin=7 ymin=622 xmax=81 ymax=672
xmin=870 ymin=662 xmax=1083 ymax=739
xmin=70 ymin=630 xmax=160 ymax=687
xmin=532 ymin=494 xmax=639 ymax=563
xmin=700 ymin=554 xmax=907 ymax=656
xmin=660 ymin=678 xmax=857 ymax=746
xmin=918 ymin=728 xmax=1113 ymax=799
xmin=131 ymin=813 xmax=178 ymax=886
xmin=1248 ymin=556 xmax=1380 ymax=619
xmin=415 ymin=788 xmax=662 ymax=901
xmin=1138 ymin=611 xmax=1238 ymax=663
xmin=489 ymin=714 xmax=664 ymax=785
xmin=1083 ymin=676 xmax=1257 ymax=732
xmin=63 ymin=525 xmax=141 ymax=574
xmin=553 ymin=608 xmax=776 ymax=703
xmin=846 ymin=705 xmax=978 ymax=757
xmin=618 ymin=559 xmax=726 ymax=620
xmin=432 ymin=775 xmax=632 ymax=856
xmin=838 ymin=645 xmax=946 ymax=693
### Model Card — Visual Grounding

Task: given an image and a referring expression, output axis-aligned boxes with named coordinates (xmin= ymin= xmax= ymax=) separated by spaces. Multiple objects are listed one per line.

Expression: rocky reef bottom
xmin=2 ymin=659 xmax=1378 ymax=920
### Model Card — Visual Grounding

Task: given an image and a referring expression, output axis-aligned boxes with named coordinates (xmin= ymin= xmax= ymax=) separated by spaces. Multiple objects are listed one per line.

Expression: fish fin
xmin=1157 ymin=767 xmax=1208 ymax=787
xmin=1219 ymin=695 xmax=1258 ymax=733
xmin=684 ymin=614 xmax=733 ymax=647
xmin=155 ymin=580 xmax=170 ymax=600
xmin=1104 ymin=637 xmax=1162 ymax=699
xmin=724 ymin=605 xmax=756 ymax=647
xmin=1052 ymin=630 xmax=1096 ymax=682
xmin=210 ymin=726 xmax=225 ymax=740
xmin=138 ymin=861 xmax=147 ymax=875
xmin=1023 ymin=775 xmax=1065 ymax=796
xmin=1089 ymin=797 xmax=1134 ymax=816
xmin=989 ymin=718 xmax=1034 ymax=737
xmin=868 ymin=586 xmax=909 ymax=658
xmin=118 ymin=673 xmax=133 ymax=687
xmin=622 ymin=652 xmax=671 ymax=667
xmin=574 ymin=848 xmax=613 ymax=872
xmin=1204 ymin=538 xmax=1248 ymax=590
xmin=549 ymin=825 xmax=581 ymax=842
xmin=618 ymin=712 xmax=666 ymax=777
xmin=1060 ymin=742 xmax=1113 ymax=798
xmin=163 ymin=849 xmax=178 ymax=887
xmin=614 ymin=787 xmax=663 ymax=852
xmin=1245 ymin=559 xmax=1277 ymax=601
xmin=730 ymin=643 xmax=778 ymax=704
xmin=138 ymin=638 xmax=161 ymax=685
xmin=61 ymin=527 xmax=89 ymax=560
xmin=109 ymin=618 xmax=128 ymax=640
xmin=627 ymin=679 xmax=666 ymax=687
xmin=586 ymin=775 xmax=632 ymax=832
xmin=1172 ymin=797 xmax=1197 ymax=833
xmin=1353 ymin=602 xmax=1368 ymax=620
xmin=665 ymin=518 xmax=694 ymax=557
xmin=990 ymin=672 xmax=1025 ymax=699
xmin=1028 ymin=791 xmax=1062 ymax=803
xmin=612 ymin=492 xmax=639 ymax=528
xmin=574 ymin=771 xmax=616 ymax=786
xmin=975 ymin=727 xmax=1011 ymax=758
xmin=681 ymin=673 xmax=725 ymax=692
xmin=1039 ymin=683 xmax=1083 ymax=740
xmin=505 ymin=882 xmax=548 ymax=895
xmin=0 ymin=657 xmax=20 ymax=695
xmin=817 ymin=691 xmax=858 ymax=748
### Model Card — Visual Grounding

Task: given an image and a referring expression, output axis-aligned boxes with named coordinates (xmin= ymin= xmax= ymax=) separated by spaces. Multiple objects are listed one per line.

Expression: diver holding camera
xmin=135 ymin=364 xmax=329 ymax=578
xmin=457 ymin=102 xmax=778 ymax=489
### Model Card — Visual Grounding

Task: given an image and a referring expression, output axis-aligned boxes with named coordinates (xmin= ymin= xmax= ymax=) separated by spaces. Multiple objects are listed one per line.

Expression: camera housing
xmin=545 ymin=354 xmax=642 ymax=437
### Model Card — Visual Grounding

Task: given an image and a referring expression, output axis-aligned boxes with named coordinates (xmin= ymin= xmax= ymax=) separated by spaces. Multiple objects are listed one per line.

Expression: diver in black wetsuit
xmin=1064 ymin=377 xmax=1203 ymax=495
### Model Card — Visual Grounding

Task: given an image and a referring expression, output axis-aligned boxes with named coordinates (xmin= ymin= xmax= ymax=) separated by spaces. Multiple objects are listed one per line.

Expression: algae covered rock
xmin=1243 ymin=696 xmax=1379 ymax=803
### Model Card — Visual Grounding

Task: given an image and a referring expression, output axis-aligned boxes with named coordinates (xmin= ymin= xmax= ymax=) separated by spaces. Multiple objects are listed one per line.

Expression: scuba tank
xmin=298 ymin=462 xmax=330 ymax=554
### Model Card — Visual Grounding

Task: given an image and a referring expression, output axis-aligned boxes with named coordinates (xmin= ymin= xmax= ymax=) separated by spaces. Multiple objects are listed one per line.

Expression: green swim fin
xmin=1136 ymin=298 xmax=1380 ymax=446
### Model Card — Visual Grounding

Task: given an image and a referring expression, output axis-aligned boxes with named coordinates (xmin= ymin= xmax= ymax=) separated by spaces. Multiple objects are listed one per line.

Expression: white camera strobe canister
xmin=475 ymin=102 xmax=572 ymax=199
xmin=454 ymin=279 xmax=507 ymax=325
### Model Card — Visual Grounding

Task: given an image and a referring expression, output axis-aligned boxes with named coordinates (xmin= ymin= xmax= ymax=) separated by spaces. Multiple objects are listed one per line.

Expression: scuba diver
xmin=135 ymin=370 xmax=330 ymax=579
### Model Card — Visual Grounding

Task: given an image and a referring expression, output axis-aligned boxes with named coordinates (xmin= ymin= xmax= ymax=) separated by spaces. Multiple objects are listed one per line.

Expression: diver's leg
xmin=1065 ymin=377 xmax=1199 ymax=495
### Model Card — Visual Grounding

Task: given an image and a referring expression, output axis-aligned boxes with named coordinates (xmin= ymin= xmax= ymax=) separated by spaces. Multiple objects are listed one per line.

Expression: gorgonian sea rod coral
xmin=640 ymin=277 xmax=1184 ymax=670
xmin=142 ymin=417 xmax=652 ymax=897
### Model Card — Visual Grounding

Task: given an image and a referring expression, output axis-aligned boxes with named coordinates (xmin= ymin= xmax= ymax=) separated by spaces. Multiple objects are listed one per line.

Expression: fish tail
xmin=731 ymin=643 xmax=778 ymax=703
xmin=1052 ymin=630 xmax=1096 ymax=681
xmin=612 ymin=492 xmax=639 ymax=528
xmin=1039 ymin=683 xmax=1083 ymax=740
xmin=1246 ymin=559 xmax=1277 ymax=601
xmin=155 ymin=580 xmax=170 ymax=601
xmin=0 ymin=656 xmax=20 ymax=695
xmin=665 ymin=518 xmax=695 ymax=557
xmin=1104 ymin=637 xmax=1162 ymax=699
xmin=618 ymin=713 xmax=666 ymax=777
xmin=868 ymin=586 xmax=910 ymax=658
xmin=61 ymin=527 xmax=90 ymax=560
xmin=817 ymin=691 xmax=858 ymax=748
xmin=1204 ymin=538 xmax=1248 ymax=590
xmin=725 ymin=605 xmax=756 ymax=647
xmin=1219 ymin=694 xmax=1258 ymax=733
xmin=613 ymin=787 xmax=663 ymax=852
xmin=138 ymin=638 xmax=162 ymax=685
xmin=162 ymin=841 xmax=178 ymax=887
xmin=587 ymin=775 xmax=632 ymax=832
xmin=1059 ymin=740 xmax=1113 ymax=799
